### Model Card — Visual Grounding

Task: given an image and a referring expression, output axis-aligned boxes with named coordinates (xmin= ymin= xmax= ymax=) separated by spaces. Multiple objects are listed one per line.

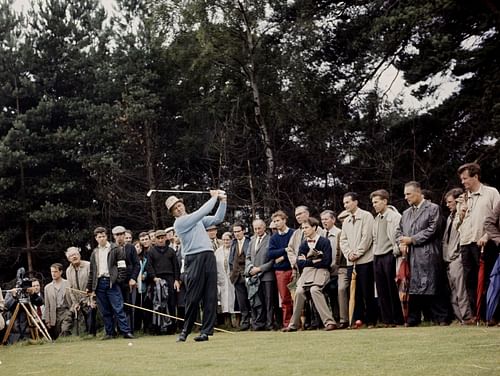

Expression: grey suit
xmin=245 ymin=233 xmax=278 ymax=329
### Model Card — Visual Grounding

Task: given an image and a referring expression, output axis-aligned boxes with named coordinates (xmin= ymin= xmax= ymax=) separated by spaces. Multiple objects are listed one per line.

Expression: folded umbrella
xmin=486 ymin=254 xmax=500 ymax=322
xmin=349 ymin=264 xmax=357 ymax=327
xmin=476 ymin=246 xmax=486 ymax=323
xmin=287 ymin=268 xmax=298 ymax=301
xmin=396 ymin=256 xmax=410 ymax=325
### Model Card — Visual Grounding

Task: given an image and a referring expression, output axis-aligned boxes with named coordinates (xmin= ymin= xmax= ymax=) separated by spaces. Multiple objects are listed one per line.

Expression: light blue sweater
xmin=174 ymin=196 xmax=226 ymax=256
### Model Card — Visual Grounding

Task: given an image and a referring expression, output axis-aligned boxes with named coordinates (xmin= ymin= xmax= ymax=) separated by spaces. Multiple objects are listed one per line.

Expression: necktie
xmin=445 ymin=213 xmax=454 ymax=242
xmin=326 ymin=231 xmax=330 ymax=238
xmin=256 ymin=236 xmax=261 ymax=249
xmin=75 ymin=268 xmax=80 ymax=290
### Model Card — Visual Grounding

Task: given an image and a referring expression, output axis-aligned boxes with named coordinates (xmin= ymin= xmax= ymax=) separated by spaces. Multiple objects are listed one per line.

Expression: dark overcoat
xmin=396 ymin=200 xmax=442 ymax=295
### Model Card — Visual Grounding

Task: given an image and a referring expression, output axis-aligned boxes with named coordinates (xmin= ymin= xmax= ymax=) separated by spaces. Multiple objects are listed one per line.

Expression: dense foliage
xmin=1 ymin=0 xmax=499 ymax=280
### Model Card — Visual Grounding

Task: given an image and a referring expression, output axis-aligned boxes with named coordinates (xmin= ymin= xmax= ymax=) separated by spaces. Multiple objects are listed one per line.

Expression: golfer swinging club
xmin=166 ymin=189 xmax=227 ymax=342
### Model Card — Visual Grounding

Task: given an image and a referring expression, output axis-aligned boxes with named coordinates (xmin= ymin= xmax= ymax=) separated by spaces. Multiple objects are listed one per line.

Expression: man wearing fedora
xmin=166 ymin=190 xmax=227 ymax=342
xmin=206 ymin=225 xmax=223 ymax=252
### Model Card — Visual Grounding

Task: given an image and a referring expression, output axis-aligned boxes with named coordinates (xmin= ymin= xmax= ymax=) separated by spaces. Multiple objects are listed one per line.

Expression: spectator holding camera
xmin=3 ymin=277 xmax=44 ymax=343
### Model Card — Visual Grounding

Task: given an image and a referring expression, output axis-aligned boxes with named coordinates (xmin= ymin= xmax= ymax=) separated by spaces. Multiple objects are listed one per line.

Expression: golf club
xmin=146 ymin=189 xmax=211 ymax=197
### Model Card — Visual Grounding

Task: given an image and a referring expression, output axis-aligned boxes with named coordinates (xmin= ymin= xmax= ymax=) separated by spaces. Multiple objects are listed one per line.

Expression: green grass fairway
xmin=1 ymin=326 xmax=499 ymax=376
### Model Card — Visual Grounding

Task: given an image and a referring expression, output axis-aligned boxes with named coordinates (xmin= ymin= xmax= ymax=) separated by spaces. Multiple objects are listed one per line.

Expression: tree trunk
xmin=247 ymin=160 xmax=256 ymax=218
xmin=19 ymin=162 xmax=33 ymax=271
xmin=144 ymin=121 xmax=158 ymax=227
xmin=238 ymin=1 xmax=276 ymax=206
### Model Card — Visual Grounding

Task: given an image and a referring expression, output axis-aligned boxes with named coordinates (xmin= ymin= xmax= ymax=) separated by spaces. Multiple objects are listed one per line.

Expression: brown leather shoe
xmin=462 ymin=319 xmax=476 ymax=326
xmin=324 ymin=323 xmax=337 ymax=331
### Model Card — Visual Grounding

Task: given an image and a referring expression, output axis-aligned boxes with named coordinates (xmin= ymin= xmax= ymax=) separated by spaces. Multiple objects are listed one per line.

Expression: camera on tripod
xmin=15 ymin=267 xmax=33 ymax=304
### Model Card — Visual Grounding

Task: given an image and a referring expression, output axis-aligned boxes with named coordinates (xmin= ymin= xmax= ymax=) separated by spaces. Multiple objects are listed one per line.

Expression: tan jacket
xmin=454 ymin=184 xmax=500 ymax=245
xmin=340 ymin=208 xmax=374 ymax=265
xmin=485 ymin=201 xmax=500 ymax=245
xmin=43 ymin=279 xmax=72 ymax=326
xmin=66 ymin=260 xmax=91 ymax=306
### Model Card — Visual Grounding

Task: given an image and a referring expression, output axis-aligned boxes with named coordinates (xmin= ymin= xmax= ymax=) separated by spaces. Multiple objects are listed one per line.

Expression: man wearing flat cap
xmin=167 ymin=190 xmax=227 ymax=342
xmin=146 ymin=228 xmax=181 ymax=334
xmin=112 ymin=225 xmax=140 ymax=333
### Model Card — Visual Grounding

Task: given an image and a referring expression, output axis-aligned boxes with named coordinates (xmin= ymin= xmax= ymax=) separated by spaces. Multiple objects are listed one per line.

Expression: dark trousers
xmin=251 ymin=279 xmax=279 ymax=330
xmin=324 ymin=276 xmax=339 ymax=322
xmin=461 ymin=241 xmax=497 ymax=319
xmin=408 ymin=294 xmax=449 ymax=325
xmin=234 ymin=277 xmax=251 ymax=327
xmin=374 ymin=253 xmax=404 ymax=325
xmin=134 ymin=291 xmax=152 ymax=333
xmin=120 ymin=283 xmax=136 ymax=333
xmin=154 ymin=274 xmax=178 ymax=334
xmin=347 ymin=262 xmax=377 ymax=325
xmin=75 ymin=305 xmax=97 ymax=336
xmin=95 ymin=277 xmax=130 ymax=336
xmin=183 ymin=251 xmax=218 ymax=336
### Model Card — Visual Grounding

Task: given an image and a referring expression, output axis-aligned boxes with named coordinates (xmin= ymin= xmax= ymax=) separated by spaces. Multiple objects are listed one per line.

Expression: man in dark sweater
xmin=268 ymin=210 xmax=295 ymax=328
xmin=146 ymin=229 xmax=181 ymax=334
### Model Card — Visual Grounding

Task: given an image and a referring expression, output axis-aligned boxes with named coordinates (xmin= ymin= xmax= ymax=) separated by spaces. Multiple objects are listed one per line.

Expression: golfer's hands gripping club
xmin=210 ymin=189 xmax=227 ymax=202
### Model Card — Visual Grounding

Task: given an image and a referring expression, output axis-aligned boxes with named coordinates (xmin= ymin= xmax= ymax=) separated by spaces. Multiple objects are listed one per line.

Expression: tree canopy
xmin=1 ymin=0 xmax=499 ymax=280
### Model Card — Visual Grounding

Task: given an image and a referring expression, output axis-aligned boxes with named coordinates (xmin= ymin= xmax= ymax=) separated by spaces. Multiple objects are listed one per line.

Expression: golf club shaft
xmin=124 ymin=303 xmax=234 ymax=334
xmin=147 ymin=189 xmax=210 ymax=197
xmin=67 ymin=287 xmax=234 ymax=334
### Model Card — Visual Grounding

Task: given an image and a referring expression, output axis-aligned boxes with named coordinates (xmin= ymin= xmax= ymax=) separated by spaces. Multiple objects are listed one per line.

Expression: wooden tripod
xmin=2 ymin=299 xmax=52 ymax=345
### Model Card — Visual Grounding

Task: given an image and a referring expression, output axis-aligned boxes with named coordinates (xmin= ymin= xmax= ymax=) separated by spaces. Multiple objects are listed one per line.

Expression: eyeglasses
xmin=233 ymin=230 xmax=243 ymax=233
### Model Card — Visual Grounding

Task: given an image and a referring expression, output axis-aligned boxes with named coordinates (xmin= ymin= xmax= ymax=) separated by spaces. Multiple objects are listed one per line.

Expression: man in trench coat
xmin=396 ymin=181 xmax=449 ymax=326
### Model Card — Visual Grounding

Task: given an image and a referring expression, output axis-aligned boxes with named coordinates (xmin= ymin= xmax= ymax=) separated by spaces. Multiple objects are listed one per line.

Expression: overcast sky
xmin=13 ymin=0 xmax=116 ymax=13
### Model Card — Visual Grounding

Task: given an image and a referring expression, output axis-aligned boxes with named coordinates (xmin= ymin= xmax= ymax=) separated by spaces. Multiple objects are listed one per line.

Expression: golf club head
xmin=146 ymin=190 xmax=154 ymax=197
